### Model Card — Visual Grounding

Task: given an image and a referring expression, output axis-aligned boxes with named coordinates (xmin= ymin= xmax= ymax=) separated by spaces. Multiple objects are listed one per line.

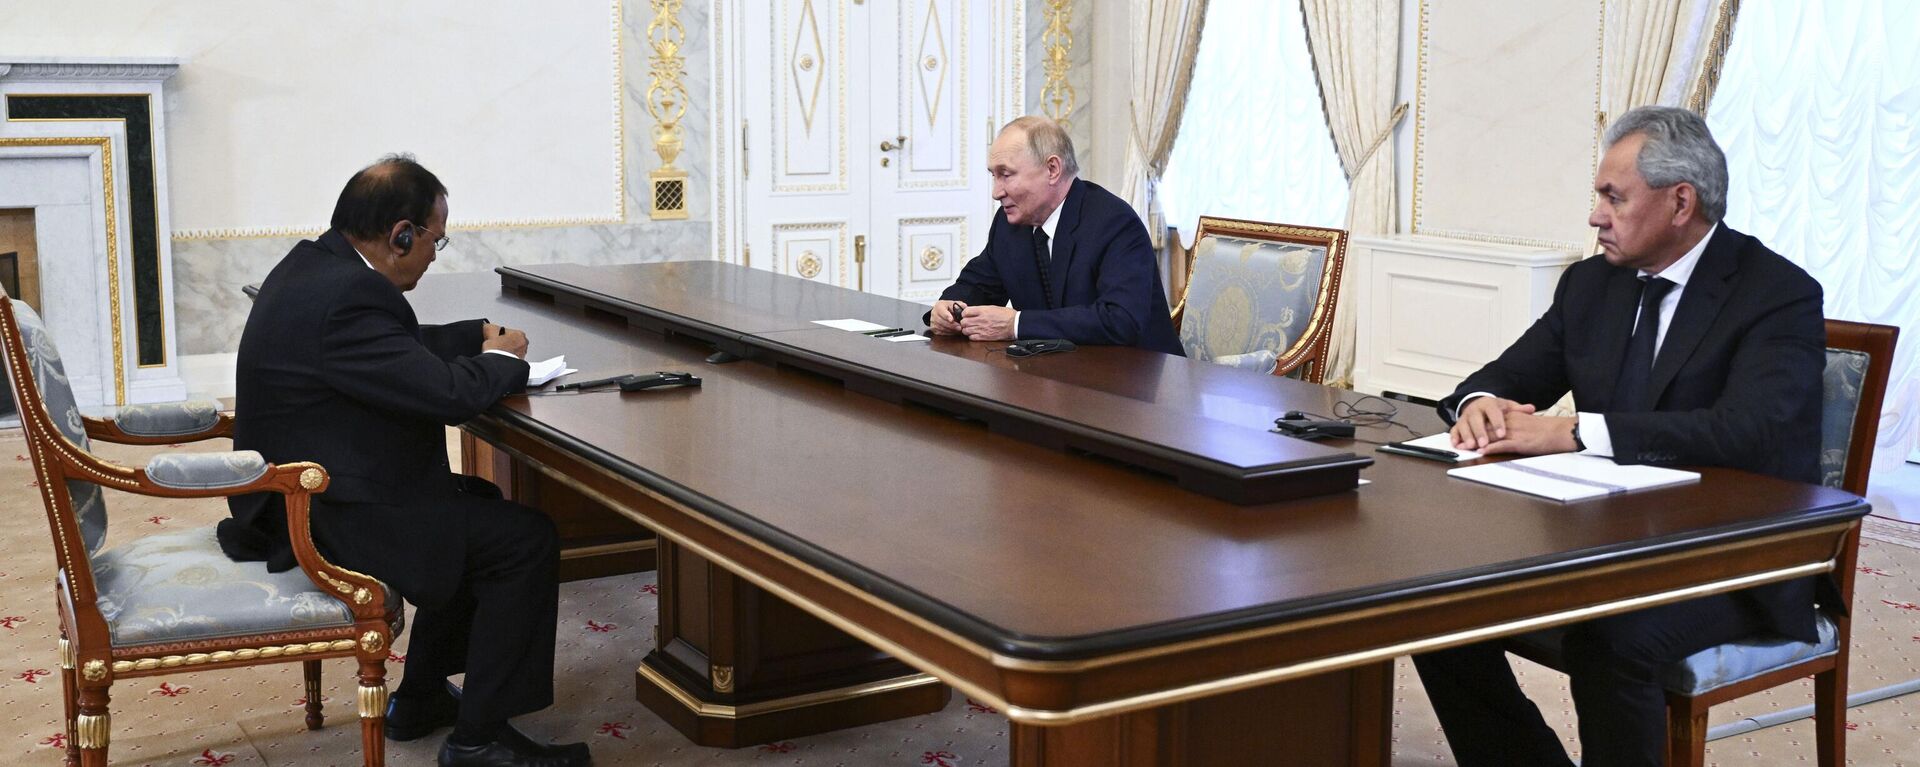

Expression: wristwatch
xmin=1570 ymin=419 xmax=1587 ymax=452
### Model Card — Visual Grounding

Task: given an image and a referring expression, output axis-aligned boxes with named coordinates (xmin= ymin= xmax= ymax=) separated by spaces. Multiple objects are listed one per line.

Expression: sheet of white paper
xmin=884 ymin=333 xmax=931 ymax=343
xmin=525 ymin=356 xmax=574 ymax=387
xmin=812 ymin=318 xmax=894 ymax=332
xmin=1447 ymin=453 xmax=1699 ymax=502
xmin=1404 ymin=431 xmax=1483 ymax=460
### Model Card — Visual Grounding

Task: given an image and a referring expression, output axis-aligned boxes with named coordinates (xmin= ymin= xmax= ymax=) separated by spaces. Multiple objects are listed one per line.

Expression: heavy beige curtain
xmin=1300 ymin=0 xmax=1403 ymax=389
xmin=1121 ymin=0 xmax=1209 ymax=249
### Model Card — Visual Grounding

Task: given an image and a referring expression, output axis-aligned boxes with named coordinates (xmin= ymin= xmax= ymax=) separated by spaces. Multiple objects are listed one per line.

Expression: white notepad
xmin=525 ymin=356 xmax=575 ymax=387
xmin=1447 ymin=453 xmax=1699 ymax=502
xmin=812 ymin=318 xmax=894 ymax=332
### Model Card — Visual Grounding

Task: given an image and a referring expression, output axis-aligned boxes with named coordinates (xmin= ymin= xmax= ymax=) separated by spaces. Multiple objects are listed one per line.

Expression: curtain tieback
xmin=1349 ymin=102 xmax=1410 ymax=180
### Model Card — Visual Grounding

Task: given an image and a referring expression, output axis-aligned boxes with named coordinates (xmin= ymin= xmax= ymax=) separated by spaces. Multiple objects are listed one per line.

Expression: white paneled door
xmin=725 ymin=0 xmax=1021 ymax=302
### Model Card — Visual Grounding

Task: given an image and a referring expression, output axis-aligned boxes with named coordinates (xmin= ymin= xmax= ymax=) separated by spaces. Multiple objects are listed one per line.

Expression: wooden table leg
xmin=1010 ymin=661 xmax=1393 ymax=767
xmin=635 ymin=538 xmax=952 ymax=747
xmin=460 ymin=430 xmax=657 ymax=580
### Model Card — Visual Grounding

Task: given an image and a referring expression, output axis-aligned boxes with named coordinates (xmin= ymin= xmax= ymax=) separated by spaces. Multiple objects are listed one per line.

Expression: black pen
xmin=873 ymin=329 xmax=916 ymax=338
xmin=860 ymin=327 xmax=905 ymax=336
xmin=1382 ymin=441 xmax=1459 ymax=460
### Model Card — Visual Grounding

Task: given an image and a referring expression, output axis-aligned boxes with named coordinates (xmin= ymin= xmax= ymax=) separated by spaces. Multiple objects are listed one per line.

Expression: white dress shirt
xmin=1458 ymin=224 xmax=1717 ymax=456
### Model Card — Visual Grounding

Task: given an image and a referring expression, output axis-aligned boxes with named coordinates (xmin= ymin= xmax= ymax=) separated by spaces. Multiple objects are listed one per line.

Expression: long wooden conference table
xmin=410 ymin=262 xmax=1866 ymax=766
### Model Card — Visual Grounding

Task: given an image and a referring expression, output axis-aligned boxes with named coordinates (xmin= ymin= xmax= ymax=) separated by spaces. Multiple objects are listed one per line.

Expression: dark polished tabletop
xmin=411 ymin=264 xmax=1866 ymax=661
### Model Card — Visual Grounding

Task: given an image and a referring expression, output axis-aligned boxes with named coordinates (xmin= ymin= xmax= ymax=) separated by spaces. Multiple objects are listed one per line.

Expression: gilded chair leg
xmin=1814 ymin=662 xmax=1849 ymax=767
xmin=304 ymin=660 xmax=325 ymax=730
xmin=358 ymin=658 xmax=389 ymax=767
xmin=1666 ymin=704 xmax=1708 ymax=767
xmin=59 ymin=662 xmax=80 ymax=767
xmin=74 ymin=686 xmax=110 ymax=767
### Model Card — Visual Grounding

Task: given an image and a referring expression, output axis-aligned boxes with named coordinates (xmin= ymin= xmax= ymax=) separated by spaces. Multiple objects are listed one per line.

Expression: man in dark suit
xmin=927 ymin=116 xmax=1183 ymax=355
xmin=218 ymin=156 xmax=589 ymax=767
xmin=1415 ymin=106 xmax=1825 ymax=766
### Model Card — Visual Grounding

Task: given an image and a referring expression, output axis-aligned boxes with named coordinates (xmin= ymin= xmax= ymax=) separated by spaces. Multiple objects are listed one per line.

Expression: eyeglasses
xmin=414 ymin=224 xmax=452 ymax=252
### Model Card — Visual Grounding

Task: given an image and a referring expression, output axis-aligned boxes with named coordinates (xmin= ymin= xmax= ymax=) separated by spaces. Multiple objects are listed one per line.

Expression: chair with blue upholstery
xmin=1171 ymin=216 xmax=1348 ymax=383
xmin=1504 ymin=318 xmax=1898 ymax=766
xmin=0 ymin=291 xmax=399 ymax=767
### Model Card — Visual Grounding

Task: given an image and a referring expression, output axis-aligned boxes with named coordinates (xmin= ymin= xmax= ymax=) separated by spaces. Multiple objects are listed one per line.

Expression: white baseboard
xmin=181 ymin=352 xmax=238 ymax=400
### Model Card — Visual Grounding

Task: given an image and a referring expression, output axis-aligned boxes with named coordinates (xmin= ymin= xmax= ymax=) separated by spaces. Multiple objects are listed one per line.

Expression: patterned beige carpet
xmin=2 ymin=430 xmax=1915 ymax=766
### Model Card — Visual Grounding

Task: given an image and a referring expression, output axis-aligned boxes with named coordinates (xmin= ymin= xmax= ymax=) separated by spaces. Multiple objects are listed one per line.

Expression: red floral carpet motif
xmin=964 ymin=698 xmax=995 ymax=714
xmin=291 ymin=695 xmax=330 ymax=707
xmin=388 ymin=651 xmax=407 ymax=663
xmin=150 ymin=681 xmax=191 ymax=697
xmin=584 ymin=620 xmax=617 ymax=632
xmin=190 ymin=748 xmax=236 ymax=765
xmin=1859 ymin=566 xmax=1892 ymax=576
xmin=146 ymin=515 xmax=170 ymax=525
xmin=15 ymin=668 xmax=50 ymax=683
xmin=595 ymin=722 xmax=631 ymax=739
xmin=0 ymin=615 xmax=24 ymax=629
xmin=757 ymin=741 xmax=796 ymax=753
xmin=38 ymin=733 xmax=65 ymax=749
xmin=1882 ymin=599 xmax=1920 ymax=611
xmin=639 ymin=583 xmax=659 ymax=595
xmin=920 ymin=750 xmax=959 ymax=766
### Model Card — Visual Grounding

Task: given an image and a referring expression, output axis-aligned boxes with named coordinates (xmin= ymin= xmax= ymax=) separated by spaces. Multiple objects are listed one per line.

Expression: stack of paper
xmin=1399 ymin=432 xmax=1484 ymax=460
xmin=526 ymin=356 xmax=575 ymax=387
xmin=1447 ymin=453 xmax=1699 ymax=502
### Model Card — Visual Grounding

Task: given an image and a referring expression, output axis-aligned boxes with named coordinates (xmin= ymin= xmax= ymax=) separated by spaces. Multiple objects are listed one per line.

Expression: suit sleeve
xmin=1605 ymin=278 xmax=1824 ymax=468
xmin=419 ymin=319 xmax=486 ymax=360
xmin=1436 ymin=266 xmax=1577 ymax=423
xmin=1014 ymin=215 xmax=1159 ymax=345
xmin=319 ymin=281 xmax=529 ymax=426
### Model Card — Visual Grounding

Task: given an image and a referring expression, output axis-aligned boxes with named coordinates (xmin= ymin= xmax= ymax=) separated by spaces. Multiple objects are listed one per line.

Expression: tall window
xmin=1158 ymin=0 xmax=1348 ymax=243
xmin=1707 ymin=1 xmax=1920 ymax=474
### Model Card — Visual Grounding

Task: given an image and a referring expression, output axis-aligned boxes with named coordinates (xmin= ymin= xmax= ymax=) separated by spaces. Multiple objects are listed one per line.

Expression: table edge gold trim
xmin=637 ymin=662 xmax=940 ymax=719
xmin=560 ymin=539 xmax=657 ymax=560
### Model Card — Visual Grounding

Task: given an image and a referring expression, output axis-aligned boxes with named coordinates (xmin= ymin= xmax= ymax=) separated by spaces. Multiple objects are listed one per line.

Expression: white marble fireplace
xmin=0 ymin=57 xmax=186 ymax=408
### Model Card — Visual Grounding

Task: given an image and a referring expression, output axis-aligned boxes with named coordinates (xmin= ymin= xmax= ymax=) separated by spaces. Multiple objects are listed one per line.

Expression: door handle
xmin=878 ymin=136 xmax=907 ymax=152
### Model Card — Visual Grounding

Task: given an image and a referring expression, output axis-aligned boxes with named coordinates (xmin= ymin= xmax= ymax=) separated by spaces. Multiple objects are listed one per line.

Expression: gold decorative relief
xmin=1042 ymin=0 xmax=1076 ymax=128
xmin=711 ymin=664 xmax=735 ymax=693
xmin=81 ymin=659 xmax=107 ymax=682
xmin=796 ymin=251 xmax=823 ymax=279
xmin=917 ymin=0 xmax=949 ymax=127
xmin=109 ymin=639 xmax=358 ymax=673
xmin=792 ymin=0 xmax=827 ymax=134
xmin=299 ymin=467 xmax=324 ymax=490
xmin=59 ymin=637 xmax=75 ymax=670
xmin=358 ymin=684 xmax=389 ymax=719
xmin=359 ymin=630 xmax=386 ymax=654
xmin=920 ymin=246 xmax=944 ymax=271
xmin=647 ymin=0 xmax=691 ymax=219
xmin=75 ymin=713 xmax=109 ymax=749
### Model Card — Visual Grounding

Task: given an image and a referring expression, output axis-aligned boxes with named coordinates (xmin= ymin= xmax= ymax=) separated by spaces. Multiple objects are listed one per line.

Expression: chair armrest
xmin=85 ymin=399 xmax=233 ymax=444
xmin=143 ymin=450 xmax=270 ymax=491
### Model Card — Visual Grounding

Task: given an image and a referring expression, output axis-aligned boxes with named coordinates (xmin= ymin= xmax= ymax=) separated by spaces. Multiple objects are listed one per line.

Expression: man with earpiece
xmin=219 ymin=155 xmax=589 ymax=767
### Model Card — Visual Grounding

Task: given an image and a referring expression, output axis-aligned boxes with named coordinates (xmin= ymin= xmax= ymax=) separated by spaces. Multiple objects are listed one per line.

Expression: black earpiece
xmin=393 ymin=223 xmax=414 ymax=252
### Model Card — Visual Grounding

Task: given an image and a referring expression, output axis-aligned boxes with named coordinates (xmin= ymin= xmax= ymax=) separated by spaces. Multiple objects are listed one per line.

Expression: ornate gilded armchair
xmin=1506 ymin=319 xmax=1898 ymax=766
xmin=1170 ymin=216 xmax=1348 ymax=382
xmin=0 ymin=292 xmax=399 ymax=767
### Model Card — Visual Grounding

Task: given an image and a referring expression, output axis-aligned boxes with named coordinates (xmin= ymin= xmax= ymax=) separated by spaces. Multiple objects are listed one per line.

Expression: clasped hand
xmin=929 ymin=300 xmax=1017 ymax=341
xmin=1450 ymin=396 xmax=1578 ymax=456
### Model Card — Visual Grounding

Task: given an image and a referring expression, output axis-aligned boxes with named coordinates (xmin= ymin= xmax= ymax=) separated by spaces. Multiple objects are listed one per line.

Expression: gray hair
xmin=1003 ymin=116 xmax=1080 ymax=178
xmin=1604 ymin=105 xmax=1729 ymax=223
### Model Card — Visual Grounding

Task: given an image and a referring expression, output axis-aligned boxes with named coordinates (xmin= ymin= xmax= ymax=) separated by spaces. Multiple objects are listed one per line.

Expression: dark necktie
xmin=1032 ymin=226 xmax=1054 ymax=309
xmin=1611 ymin=276 xmax=1677 ymax=412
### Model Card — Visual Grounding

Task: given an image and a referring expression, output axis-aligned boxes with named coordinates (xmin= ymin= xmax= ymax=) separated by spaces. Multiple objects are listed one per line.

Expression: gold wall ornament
xmin=359 ymin=630 xmax=385 ymax=654
xmin=646 ymin=0 xmax=691 ymax=219
xmin=711 ymin=664 xmax=735 ymax=693
xmin=796 ymin=251 xmax=823 ymax=279
xmin=1041 ymin=0 xmax=1076 ymax=128
xmin=298 ymin=467 xmax=324 ymax=490
xmin=75 ymin=712 xmax=109 ymax=749
xmin=357 ymin=684 xmax=389 ymax=719
xmin=920 ymin=245 xmax=944 ymax=271
xmin=81 ymin=659 xmax=107 ymax=682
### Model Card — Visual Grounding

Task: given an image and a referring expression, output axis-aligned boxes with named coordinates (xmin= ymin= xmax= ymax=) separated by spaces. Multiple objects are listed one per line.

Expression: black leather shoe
xmin=437 ymin=734 xmax=592 ymax=767
xmin=385 ymin=683 xmax=461 ymax=742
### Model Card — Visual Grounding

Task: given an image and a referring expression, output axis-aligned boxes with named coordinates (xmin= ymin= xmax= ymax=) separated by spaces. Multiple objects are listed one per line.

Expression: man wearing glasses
xmin=220 ymin=155 xmax=589 ymax=766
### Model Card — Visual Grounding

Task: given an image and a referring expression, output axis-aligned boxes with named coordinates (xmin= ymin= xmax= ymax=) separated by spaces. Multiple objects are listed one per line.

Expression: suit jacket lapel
xmin=1647 ymin=228 xmax=1737 ymax=406
xmin=1592 ymin=267 xmax=1643 ymax=412
xmin=1048 ymin=180 xmax=1086 ymax=308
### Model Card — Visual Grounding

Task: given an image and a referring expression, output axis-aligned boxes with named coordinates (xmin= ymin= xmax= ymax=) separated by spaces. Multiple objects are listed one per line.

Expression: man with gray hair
xmin=927 ymin=116 xmax=1182 ymax=354
xmin=1415 ymin=105 xmax=1826 ymax=765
